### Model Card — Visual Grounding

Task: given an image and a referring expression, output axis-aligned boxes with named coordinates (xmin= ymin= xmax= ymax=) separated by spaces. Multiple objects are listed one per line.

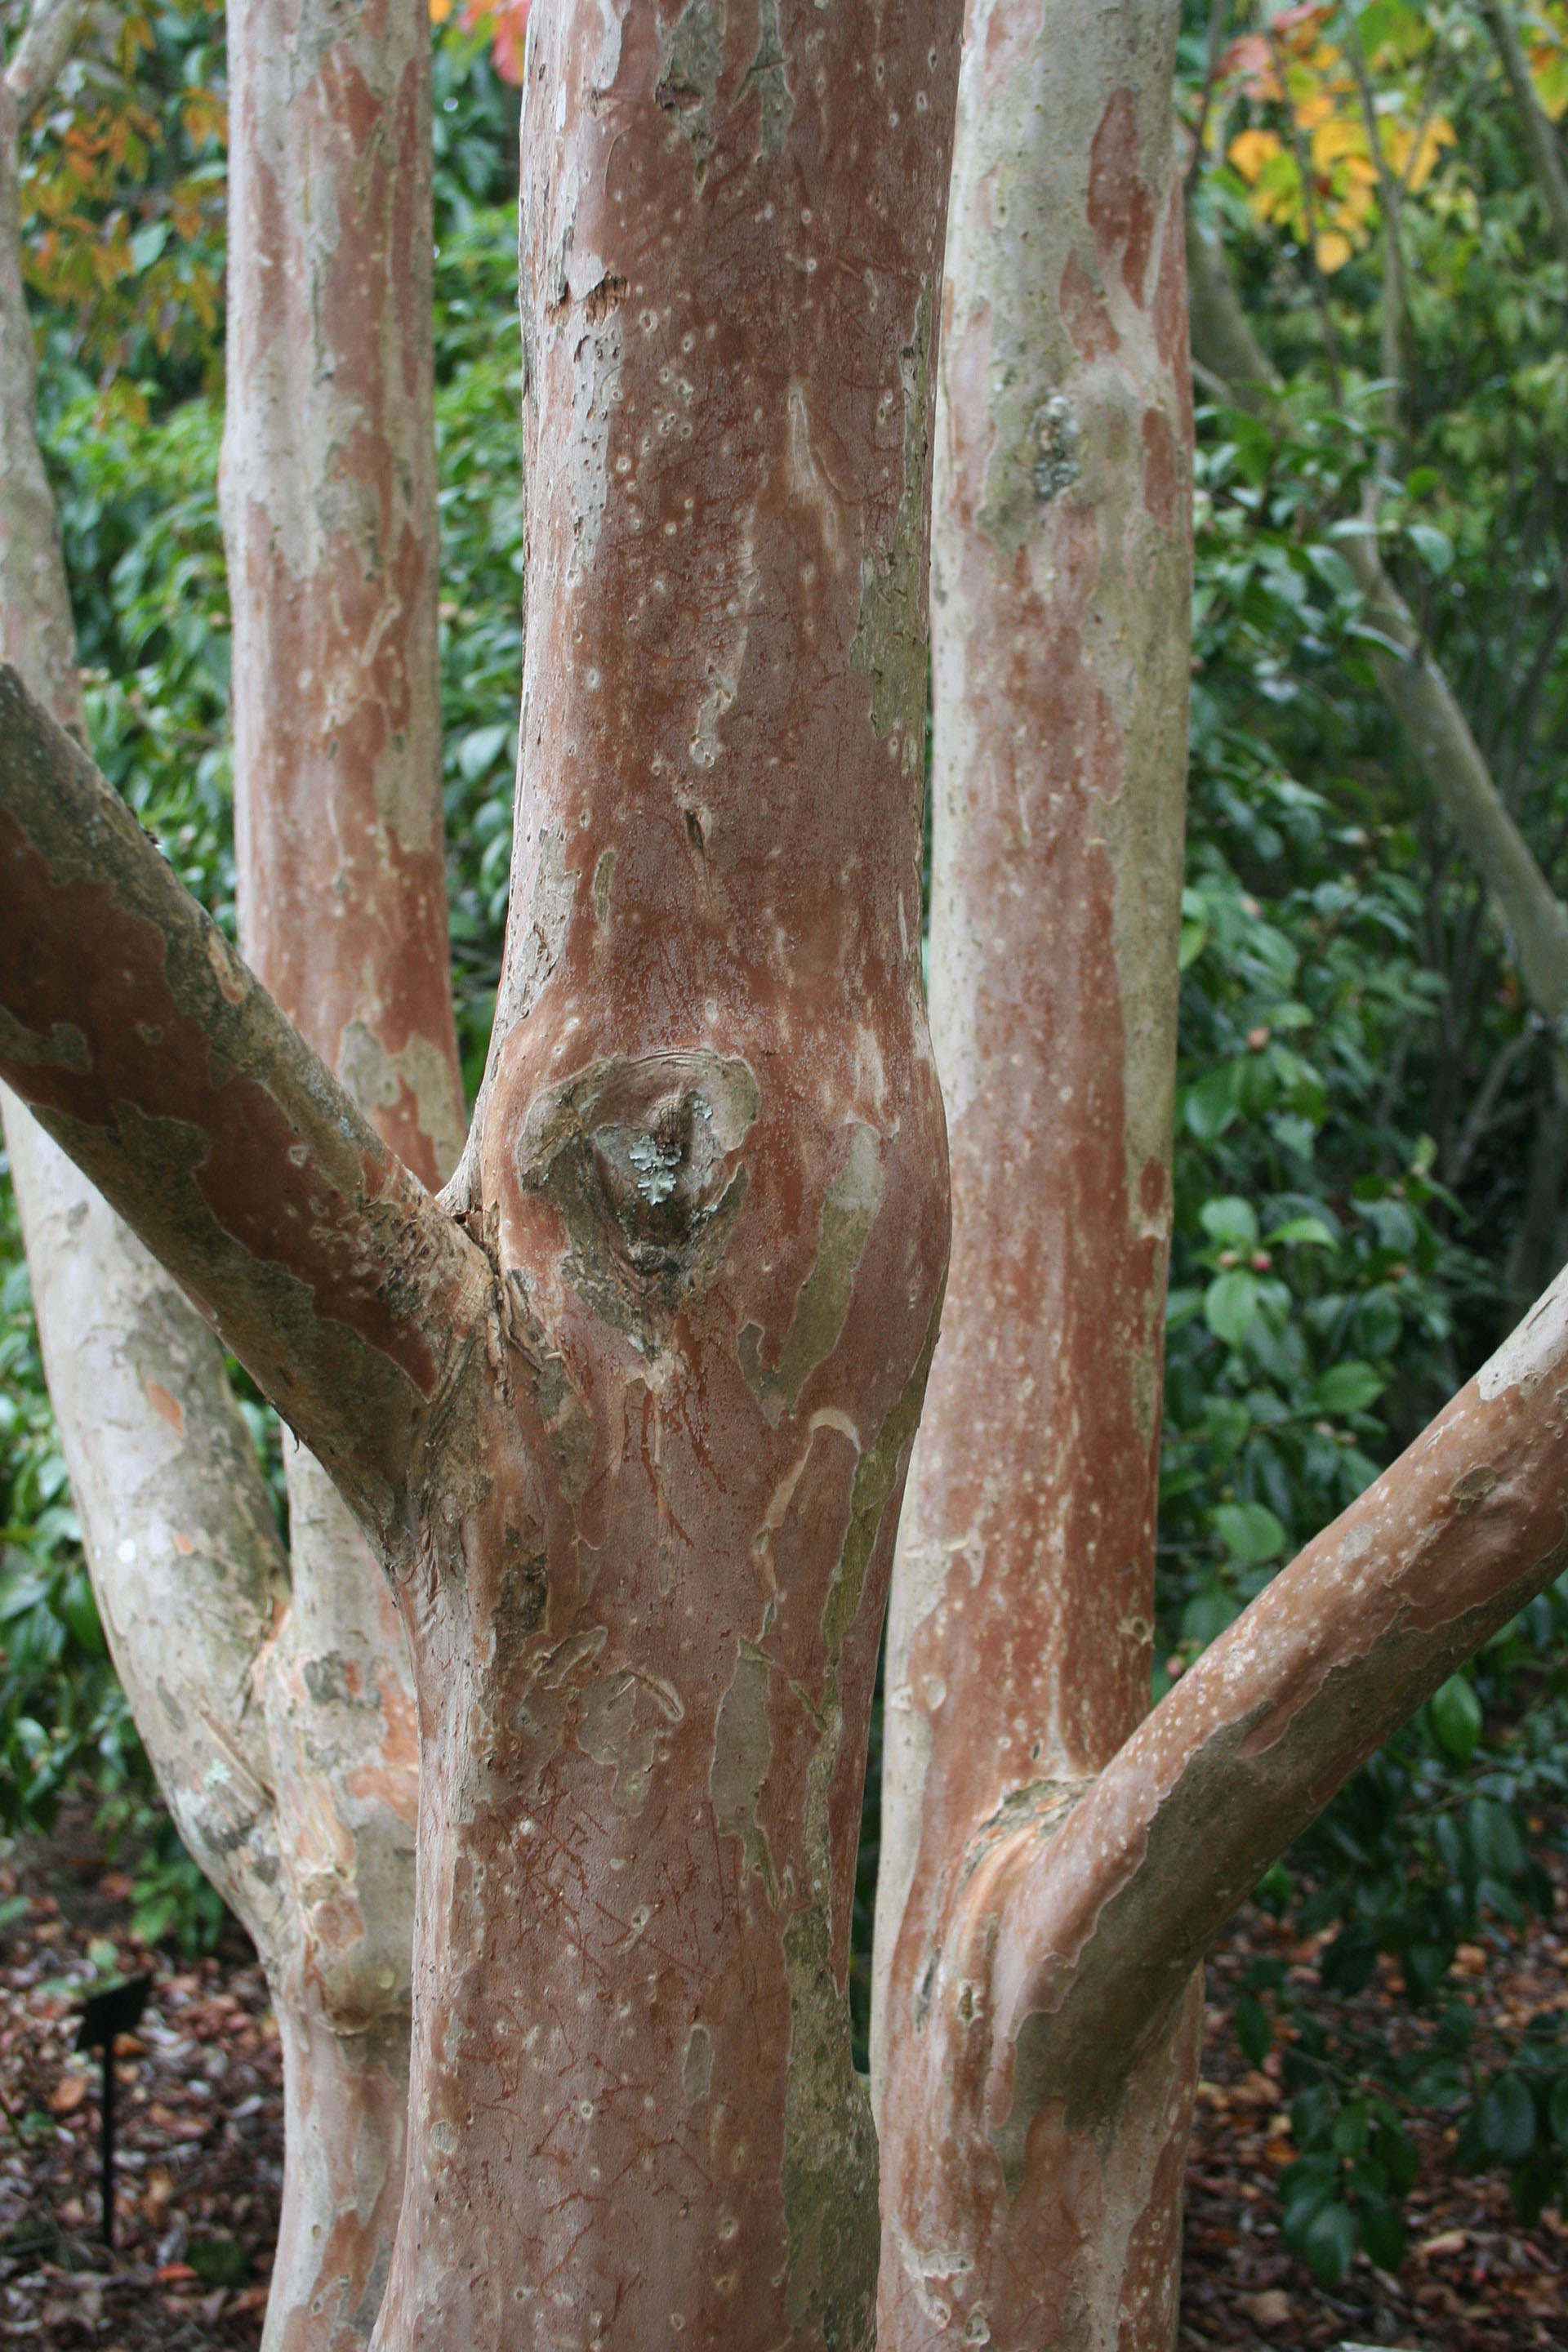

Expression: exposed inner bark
xmin=873 ymin=5 xmax=1195 ymax=2345
xmin=220 ymin=0 xmax=462 ymax=2329
xmin=0 ymin=2 xmax=964 ymax=2341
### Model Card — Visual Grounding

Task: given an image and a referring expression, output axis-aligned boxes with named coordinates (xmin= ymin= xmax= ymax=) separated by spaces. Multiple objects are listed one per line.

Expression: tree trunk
xmin=16 ymin=3 xmax=1568 ymax=2341
xmin=2 ymin=4 xmax=427 ymax=2335
xmin=872 ymin=2 xmax=1196 ymax=2342
xmin=365 ymin=9 xmax=957 ymax=2340
xmin=219 ymin=0 xmax=466 ymax=2330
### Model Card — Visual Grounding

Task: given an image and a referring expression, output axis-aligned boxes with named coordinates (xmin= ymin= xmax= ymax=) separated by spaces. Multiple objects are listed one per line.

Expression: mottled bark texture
xmin=872 ymin=2 xmax=1196 ymax=2344
xmin=879 ymin=1259 xmax=1568 ymax=2345
xmin=2 ymin=1 xmax=961 ymax=2341
xmin=2 ymin=4 xmax=421 ymax=2333
xmin=219 ymin=0 xmax=464 ymax=2329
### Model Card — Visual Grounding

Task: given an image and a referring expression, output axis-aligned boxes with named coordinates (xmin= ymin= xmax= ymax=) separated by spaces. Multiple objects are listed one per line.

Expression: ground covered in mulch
xmin=1179 ymin=1866 xmax=1568 ymax=2352
xmin=1 ymin=1802 xmax=1565 ymax=2348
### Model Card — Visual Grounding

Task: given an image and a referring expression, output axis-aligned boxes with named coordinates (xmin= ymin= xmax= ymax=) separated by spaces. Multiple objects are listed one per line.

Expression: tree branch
xmin=1340 ymin=527 xmax=1568 ymax=1045
xmin=2 ymin=1088 xmax=295 ymax=1955
xmin=1184 ymin=189 xmax=1568 ymax=1065
xmin=912 ymin=1261 xmax=1568 ymax=2168
xmin=0 ymin=666 xmax=488 ymax=1542
xmin=5 ymin=0 xmax=91 ymax=128
xmin=1184 ymin=202 xmax=1281 ymax=418
xmin=1486 ymin=0 xmax=1568 ymax=278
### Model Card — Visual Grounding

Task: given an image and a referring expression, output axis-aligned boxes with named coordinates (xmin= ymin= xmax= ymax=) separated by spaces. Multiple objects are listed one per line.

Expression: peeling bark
xmin=0 ymin=67 xmax=79 ymax=727
xmin=2 ymin=2 xmax=963 ymax=2340
xmin=218 ymin=1 xmax=462 ymax=2332
xmin=873 ymin=2 xmax=1194 ymax=2343
xmin=0 ymin=670 xmax=486 ymax=1543
xmin=2 ymin=1102 xmax=292 ymax=1953
xmin=886 ymin=1263 xmax=1568 ymax=2335
xmin=220 ymin=0 xmax=463 ymax=1191
xmin=368 ymin=9 xmax=956 ymax=2341
xmin=3 ymin=8 xmax=420 ymax=2330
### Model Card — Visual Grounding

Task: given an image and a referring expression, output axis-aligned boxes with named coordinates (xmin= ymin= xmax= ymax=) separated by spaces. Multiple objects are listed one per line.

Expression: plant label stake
xmin=75 ymin=1976 xmax=149 ymax=2248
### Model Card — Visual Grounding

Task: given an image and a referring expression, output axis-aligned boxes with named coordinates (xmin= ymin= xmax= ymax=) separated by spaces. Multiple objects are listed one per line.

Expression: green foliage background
xmin=2 ymin=0 xmax=1568 ymax=2285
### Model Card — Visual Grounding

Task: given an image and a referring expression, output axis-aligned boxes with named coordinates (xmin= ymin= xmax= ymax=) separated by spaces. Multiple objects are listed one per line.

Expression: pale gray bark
xmin=5 ymin=0 xmax=91 ymax=127
xmin=1184 ymin=204 xmax=1280 ymax=417
xmin=2 ymin=1098 xmax=293 ymax=1946
xmin=1343 ymin=528 xmax=1568 ymax=1041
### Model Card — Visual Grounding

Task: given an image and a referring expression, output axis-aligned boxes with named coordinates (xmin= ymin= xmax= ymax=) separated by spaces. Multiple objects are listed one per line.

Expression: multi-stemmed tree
xmin=6 ymin=2 xmax=1568 ymax=2345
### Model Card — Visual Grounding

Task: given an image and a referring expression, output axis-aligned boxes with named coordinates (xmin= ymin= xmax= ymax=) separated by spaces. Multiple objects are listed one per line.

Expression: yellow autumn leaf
xmin=1529 ymin=42 xmax=1568 ymax=122
xmin=1334 ymin=178 xmax=1377 ymax=230
xmin=1295 ymin=91 xmax=1336 ymax=130
xmin=1405 ymin=115 xmax=1456 ymax=194
xmin=429 ymin=0 xmax=454 ymax=20
xmin=1316 ymin=229 xmax=1353 ymax=272
xmin=1312 ymin=114 xmax=1368 ymax=168
xmin=1343 ymin=154 xmax=1380 ymax=188
xmin=1229 ymin=127 xmax=1282 ymax=183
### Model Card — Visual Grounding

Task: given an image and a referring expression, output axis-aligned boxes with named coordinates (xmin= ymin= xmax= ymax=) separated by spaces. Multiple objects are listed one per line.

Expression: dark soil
xmin=2 ymin=1799 xmax=1565 ymax=2349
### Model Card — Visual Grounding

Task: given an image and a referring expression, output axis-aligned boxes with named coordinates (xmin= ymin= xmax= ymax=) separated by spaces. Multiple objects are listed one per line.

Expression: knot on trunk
xmin=514 ymin=1049 xmax=760 ymax=1329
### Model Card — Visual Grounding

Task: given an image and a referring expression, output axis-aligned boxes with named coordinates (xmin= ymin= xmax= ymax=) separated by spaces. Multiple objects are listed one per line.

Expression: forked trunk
xmin=364 ymin=7 xmax=958 ymax=2340
xmin=873 ymin=2 xmax=1195 ymax=2342
xmin=17 ymin=4 xmax=1568 ymax=2346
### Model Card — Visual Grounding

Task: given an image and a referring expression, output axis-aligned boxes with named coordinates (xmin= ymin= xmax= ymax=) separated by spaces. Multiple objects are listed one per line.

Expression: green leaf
xmin=59 ymin=1570 xmax=105 ymax=1657
xmin=189 ymin=2236 xmax=251 ymax=2287
xmin=1406 ymin=522 xmax=1454 ymax=577
xmin=1180 ymin=1584 xmax=1239 ymax=1646
xmin=1303 ymin=541 xmax=1358 ymax=599
xmin=1205 ymin=1271 xmax=1260 ymax=1348
xmin=457 ymin=721 xmax=512 ymax=782
xmin=1266 ymin=1214 xmax=1334 ymax=1246
xmin=130 ymin=220 xmax=172 ymax=275
xmin=1478 ymin=2075 xmax=1536 ymax=2162
xmin=1299 ymin=2198 xmax=1357 ymax=2285
xmin=1185 ymin=1064 xmax=1238 ymax=1141
xmin=1235 ymin=1994 xmax=1272 ymax=2068
xmin=1548 ymin=2074 xmax=1568 ymax=2146
xmin=1358 ymin=2195 xmax=1405 ymax=2273
xmin=1200 ymin=1196 xmax=1258 ymax=1251
xmin=1429 ymin=1673 xmax=1482 ymax=1762
xmin=1311 ymin=1361 xmax=1386 ymax=1415
xmin=1214 ymin=1499 xmax=1286 ymax=1568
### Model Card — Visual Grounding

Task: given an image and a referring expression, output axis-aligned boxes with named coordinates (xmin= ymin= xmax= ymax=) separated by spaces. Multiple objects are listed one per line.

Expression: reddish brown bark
xmin=880 ymin=1260 xmax=1568 ymax=2347
xmin=0 ymin=670 xmax=485 ymax=1543
xmin=222 ymin=0 xmax=463 ymax=1187
xmin=873 ymin=3 xmax=1193 ymax=2342
xmin=368 ymin=9 xmax=956 ymax=2341
xmin=219 ymin=0 xmax=462 ymax=2332
xmin=0 ymin=0 xmax=963 ymax=2338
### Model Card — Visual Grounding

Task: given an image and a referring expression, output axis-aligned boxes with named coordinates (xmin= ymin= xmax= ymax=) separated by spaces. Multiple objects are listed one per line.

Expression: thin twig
xmin=1186 ymin=0 xmax=1232 ymax=194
